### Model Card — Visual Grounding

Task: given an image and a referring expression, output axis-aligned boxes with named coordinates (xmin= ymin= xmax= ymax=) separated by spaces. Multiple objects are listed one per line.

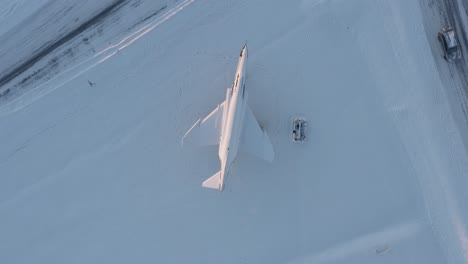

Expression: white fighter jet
xmin=182 ymin=44 xmax=274 ymax=191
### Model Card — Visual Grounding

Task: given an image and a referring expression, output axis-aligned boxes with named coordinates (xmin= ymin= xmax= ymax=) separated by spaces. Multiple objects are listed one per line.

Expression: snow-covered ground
xmin=0 ymin=0 xmax=467 ymax=263
xmin=0 ymin=0 xmax=49 ymax=36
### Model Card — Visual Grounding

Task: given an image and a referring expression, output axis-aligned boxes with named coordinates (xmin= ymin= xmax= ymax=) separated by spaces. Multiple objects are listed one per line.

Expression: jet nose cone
xmin=241 ymin=43 xmax=248 ymax=57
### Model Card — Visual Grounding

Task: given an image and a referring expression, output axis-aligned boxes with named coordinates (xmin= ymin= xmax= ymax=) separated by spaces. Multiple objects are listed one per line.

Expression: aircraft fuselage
xmin=218 ymin=44 xmax=248 ymax=190
xmin=182 ymin=43 xmax=274 ymax=191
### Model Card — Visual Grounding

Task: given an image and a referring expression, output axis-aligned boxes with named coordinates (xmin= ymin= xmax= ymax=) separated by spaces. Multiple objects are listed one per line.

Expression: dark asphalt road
xmin=418 ymin=0 xmax=468 ymax=151
xmin=443 ymin=0 xmax=468 ymax=89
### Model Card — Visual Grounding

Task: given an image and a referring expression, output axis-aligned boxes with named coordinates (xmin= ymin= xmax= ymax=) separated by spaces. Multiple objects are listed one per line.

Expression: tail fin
xmin=202 ymin=171 xmax=222 ymax=190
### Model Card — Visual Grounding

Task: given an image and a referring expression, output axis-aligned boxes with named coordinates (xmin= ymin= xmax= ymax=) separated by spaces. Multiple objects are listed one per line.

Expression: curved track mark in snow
xmin=99 ymin=0 xmax=195 ymax=59
xmin=287 ymin=220 xmax=424 ymax=264
xmin=0 ymin=2 xmax=18 ymax=18
xmin=0 ymin=0 xmax=196 ymax=116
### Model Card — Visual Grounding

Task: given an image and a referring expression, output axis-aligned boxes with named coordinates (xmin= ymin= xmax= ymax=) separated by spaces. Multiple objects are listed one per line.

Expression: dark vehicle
xmin=292 ymin=118 xmax=306 ymax=142
xmin=438 ymin=27 xmax=461 ymax=62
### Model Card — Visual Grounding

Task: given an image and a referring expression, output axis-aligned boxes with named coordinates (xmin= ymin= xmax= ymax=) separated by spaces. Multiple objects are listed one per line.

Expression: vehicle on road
xmin=438 ymin=26 xmax=461 ymax=62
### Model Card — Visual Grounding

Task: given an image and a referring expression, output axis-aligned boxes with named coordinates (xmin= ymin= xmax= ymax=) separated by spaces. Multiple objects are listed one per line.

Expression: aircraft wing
xmin=182 ymin=101 xmax=225 ymax=147
xmin=240 ymin=106 xmax=274 ymax=162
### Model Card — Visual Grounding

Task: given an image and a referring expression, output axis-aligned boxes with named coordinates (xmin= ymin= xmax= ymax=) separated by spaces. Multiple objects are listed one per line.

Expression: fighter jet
xmin=182 ymin=44 xmax=274 ymax=191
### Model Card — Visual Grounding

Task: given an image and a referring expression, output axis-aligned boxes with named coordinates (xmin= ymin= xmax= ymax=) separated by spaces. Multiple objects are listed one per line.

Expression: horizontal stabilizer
xmin=202 ymin=171 xmax=222 ymax=190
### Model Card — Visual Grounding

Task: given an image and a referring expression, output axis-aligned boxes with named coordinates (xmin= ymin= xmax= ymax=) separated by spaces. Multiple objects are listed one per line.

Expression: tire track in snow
xmin=99 ymin=0 xmax=196 ymax=58
xmin=287 ymin=220 xmax=424 ymax=264
xmin=0 ymin=2 xmax=18 ymax=18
